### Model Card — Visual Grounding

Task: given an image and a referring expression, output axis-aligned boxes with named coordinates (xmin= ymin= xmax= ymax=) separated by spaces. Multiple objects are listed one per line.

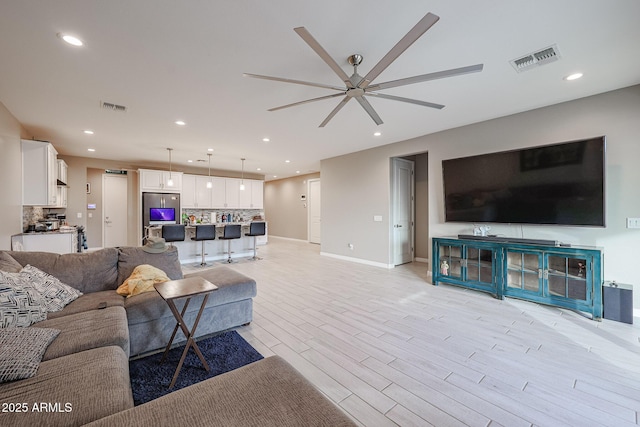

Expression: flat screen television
xmin=442 ymin=136 xmax=605 ymax=227
xmin=149 ymin=208 xmax=176 ymax=223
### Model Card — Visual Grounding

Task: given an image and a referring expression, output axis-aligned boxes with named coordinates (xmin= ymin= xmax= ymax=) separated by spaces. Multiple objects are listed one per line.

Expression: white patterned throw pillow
xmin=13 ymin=265 xmax=83 ymax=312
xmin=0 ymin=278 xmax=47 ymax=328
xmin=0 ymin=327 xmax=60 ymax=382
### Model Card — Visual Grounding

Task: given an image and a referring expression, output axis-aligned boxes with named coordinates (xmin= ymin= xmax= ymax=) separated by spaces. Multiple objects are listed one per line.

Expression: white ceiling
xmin=1 ymin=1 xmax=639 ymax=180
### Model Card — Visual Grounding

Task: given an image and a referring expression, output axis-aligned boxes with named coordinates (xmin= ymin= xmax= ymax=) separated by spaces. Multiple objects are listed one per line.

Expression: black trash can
xmin=602 ymin=281 xmax=633 ymax=324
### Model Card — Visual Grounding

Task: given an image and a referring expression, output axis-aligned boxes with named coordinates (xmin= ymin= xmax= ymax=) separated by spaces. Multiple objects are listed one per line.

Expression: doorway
xmin=308 ymin=178 xmax=321 ymax=244
xmin=391 ymin=158 xmax=415 ymax=266
xmin=102 ymin=174 xmax=128 ymax=248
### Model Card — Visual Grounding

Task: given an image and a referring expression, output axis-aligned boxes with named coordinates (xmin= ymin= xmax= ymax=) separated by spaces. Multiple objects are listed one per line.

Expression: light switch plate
xmin=627 ymin=218 xmax=640 ymax=228
xmin=373 ymin=215 xmax=383 ymax=222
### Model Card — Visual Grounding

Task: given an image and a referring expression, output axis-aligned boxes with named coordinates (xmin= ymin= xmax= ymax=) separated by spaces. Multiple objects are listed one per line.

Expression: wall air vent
xmin=100 ymin=101 xmax=128 ymax=112
xmin=510 ymin=44 xmax=561 ymax=73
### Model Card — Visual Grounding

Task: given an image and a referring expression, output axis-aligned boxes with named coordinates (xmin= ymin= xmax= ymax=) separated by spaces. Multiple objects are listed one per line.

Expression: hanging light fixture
xmin=166 ymin=148 xmax=174 ymax=187
xmin=206 ymin=153 xmax=213 ymax=189
xmin=239 ymin=158 xmax=246 ymax=191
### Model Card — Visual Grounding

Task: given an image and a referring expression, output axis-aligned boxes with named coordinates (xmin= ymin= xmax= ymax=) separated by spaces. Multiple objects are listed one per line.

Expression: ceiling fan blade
xmin=268 ymin=93 xmax=345 ymax=112
xmin=243 ymin=73 xmax=344 ymax=91
xmin=319 ymin=96 xmax=351 ymax=127
xmin=366 ymin=64 xmax=484 ymax=91
xmin=294 ymin=27 xmax=354 ymax=89
xmin=366 ymin=92 xmax=444 ymax=109
xmin=355 ymin=96 xmax=383 ymax=125
xmin=358 ymin=12 xmax=440 ymax=89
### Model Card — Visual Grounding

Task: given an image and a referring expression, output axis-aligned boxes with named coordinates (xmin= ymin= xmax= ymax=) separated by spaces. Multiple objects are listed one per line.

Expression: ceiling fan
xmin=244 ymin=12 xmax=483 ymax=127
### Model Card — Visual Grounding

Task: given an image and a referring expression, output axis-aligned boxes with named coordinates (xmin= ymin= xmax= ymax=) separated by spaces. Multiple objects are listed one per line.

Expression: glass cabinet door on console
xmin=504 ymin=250 xmax=543 ymax=297
xmin=546 ymin=254 xmax=590 ymax=302
xmin=433 ymin=239 xmax=498 ymax=297
xmin=437 ymin=243 xmax=463 ymax=280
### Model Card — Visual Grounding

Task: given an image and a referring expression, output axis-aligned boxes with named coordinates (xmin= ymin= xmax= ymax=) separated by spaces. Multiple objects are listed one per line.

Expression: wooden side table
xmin=154 ymin=276 xmax=219 ymax=388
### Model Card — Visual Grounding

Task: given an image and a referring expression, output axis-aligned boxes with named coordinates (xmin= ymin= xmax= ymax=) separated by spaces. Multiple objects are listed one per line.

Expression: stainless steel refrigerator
xmin=142 ymin=192 xmax=181 ymax=239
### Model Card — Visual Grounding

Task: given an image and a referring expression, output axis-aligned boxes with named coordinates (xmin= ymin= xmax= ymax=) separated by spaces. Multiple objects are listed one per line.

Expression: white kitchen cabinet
xmin=211 ymin=177 xmax=228 ymax=208
xmin=11 ymin=232 xmax=77 ymax=254
xmin=182 ymin=174 xmax=213 ymax=208
xmin=225 ymin=178 xmax=240 ymax=208
xmin=239 ymin=179 xmax=264 ymax=209
xmin=55 ymin=159 xmax=68 ymax=208
xmin=22 ymin=139 xmax=58 ymax=206
xmin=139 ymin=169 xmax=182 ymax=192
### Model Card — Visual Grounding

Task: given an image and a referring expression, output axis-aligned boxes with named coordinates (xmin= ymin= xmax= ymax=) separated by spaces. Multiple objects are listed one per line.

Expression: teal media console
xmin=432 ymin=237 xmax=604 ymax=320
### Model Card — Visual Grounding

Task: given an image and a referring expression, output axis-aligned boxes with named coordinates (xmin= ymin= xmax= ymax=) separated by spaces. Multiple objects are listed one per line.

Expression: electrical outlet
xmin=627 ymin=218 xmax=640 ymax=229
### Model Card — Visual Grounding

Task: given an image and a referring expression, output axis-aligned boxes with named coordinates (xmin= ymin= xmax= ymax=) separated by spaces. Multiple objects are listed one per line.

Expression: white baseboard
xmin=320 ymin=252 xmax=393 ymax=269
xmin=268 ymin=235 xmax=309 ymax=243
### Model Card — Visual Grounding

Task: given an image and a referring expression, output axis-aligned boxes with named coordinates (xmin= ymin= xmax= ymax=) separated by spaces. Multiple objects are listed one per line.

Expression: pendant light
xmin=166 ymin=148 xmax=174 ymax=187
xmin=206 ymin=153 xmax=213 ymax=189
xmin=239 ymin=158 xmax=246 ymax=191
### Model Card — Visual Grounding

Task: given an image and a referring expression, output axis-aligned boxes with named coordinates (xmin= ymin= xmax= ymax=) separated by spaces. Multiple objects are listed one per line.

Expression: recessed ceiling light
xmin=296 ymin=170 xmax=300 ymax=174
xmin=87 ymin=148 xmax=95 ymax=152
xmin=175 ymin=120 xmax=186 ymax=126
xmin=564 ymin=73 xmax=583 ymax=81
xmin=262 ymin=138 xmax=270 ymax=142
xmin=58 ymin=33 xmax=83 ymax=46
xmin=273 ymin=175 xmax=277 ymax=178
xmin=207 ymin=148 xmax=214 ymax=152
xmin=83 ymin=130 xmax=94 ymax=135
xmin=285 ymin=160 xmax=290 ymax=163
xmin=256 ymin=167 xmax=261 ymax=171
xmin=187 ymin=159 xmax=193 ymax=163
xmin=373 ymin=131 xmax=382 ymax=136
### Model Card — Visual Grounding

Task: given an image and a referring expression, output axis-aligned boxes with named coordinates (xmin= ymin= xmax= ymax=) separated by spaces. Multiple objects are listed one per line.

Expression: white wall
xmin=321 ymin=85 xmax=640 ymax=308
xmin=0 ymin=102 xmax=27 ymax=249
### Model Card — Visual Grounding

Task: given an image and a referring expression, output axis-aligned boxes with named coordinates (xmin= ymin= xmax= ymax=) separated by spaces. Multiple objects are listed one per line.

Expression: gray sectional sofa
xmin=0 ymin=247 xmax=356 ymax=426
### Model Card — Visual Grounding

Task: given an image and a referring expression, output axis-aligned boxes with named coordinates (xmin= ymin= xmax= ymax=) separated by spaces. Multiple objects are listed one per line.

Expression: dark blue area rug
xmin=129 ymin=331 xmax=263 ymax=405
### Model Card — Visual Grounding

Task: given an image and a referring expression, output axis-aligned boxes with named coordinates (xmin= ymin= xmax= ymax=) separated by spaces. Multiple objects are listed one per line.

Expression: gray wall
xmin=265 ymin=172 xmax=321 ymax=240
xmin=0 ymin=102 xmax=27 ymax=250
xmin=321 ymin=85 xmax=640 ymax=310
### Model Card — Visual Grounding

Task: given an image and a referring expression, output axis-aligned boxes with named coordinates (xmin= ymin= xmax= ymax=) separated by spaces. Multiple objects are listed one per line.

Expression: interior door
xmin=103 ymin=174 xmax=129 ymax=247
xmin=308 ymin=179 xmax=321 ymax=244
xmin=392 ymin=158 xmax=414 ymax=265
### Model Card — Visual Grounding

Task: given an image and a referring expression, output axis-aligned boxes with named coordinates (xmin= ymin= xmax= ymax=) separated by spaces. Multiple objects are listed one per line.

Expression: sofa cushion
xmin=0 ymin=346 xmax=134 ymax=427
xmin=45 ymin=290 xmax=125 ymax=320
xmin=117 ymin=264 xmax=170 ymax=298
xmin=5 ymin=248 xmax=120 ymax=293
xmin=0 ymin=327 xmax=59 ymax=383
xmin=184 ymin=266 xmax=257 ymax=306
xmin=116 ymin=246 xmax=183 ymax=288
xmin=35 ymin=306 xmax=130 ymax=360
xmin=0 ymin=277 xmax=48 ymax=327
xmin=0 ymin=252 xmax=21 ymax=273
xmin=84 ymin=356 xmax=356 ymax=427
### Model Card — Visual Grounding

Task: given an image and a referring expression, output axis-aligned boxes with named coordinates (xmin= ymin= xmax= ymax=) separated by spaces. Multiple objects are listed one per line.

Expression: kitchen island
xmin=11 ymin=229 xmax=78 ymax=254
xmin=145 ymin=222 xmax=267 ymax=264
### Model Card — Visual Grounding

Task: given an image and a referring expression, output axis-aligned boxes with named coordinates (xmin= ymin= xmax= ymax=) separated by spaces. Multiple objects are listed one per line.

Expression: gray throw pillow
xmin=0 ymin=252 xmax=22 ymax=273
xmin=16 ymin=265 xmax=83 ymax=312
xmin=0 ymin=327 xmax=60 ymax=383
xmin=0 ymin=278 xmax=47 ymax=328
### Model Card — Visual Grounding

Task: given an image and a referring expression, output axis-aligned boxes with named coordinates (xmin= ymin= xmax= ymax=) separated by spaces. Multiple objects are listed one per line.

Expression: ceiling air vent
xmin=510 ymin=44 xmax=561 ymax=73
xmin=100 ymin=101 xmax=128 ymax=112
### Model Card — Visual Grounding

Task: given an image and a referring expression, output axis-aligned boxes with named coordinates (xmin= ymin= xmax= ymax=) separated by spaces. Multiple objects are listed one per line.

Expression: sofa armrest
xmin=84 ymin=356 xmax=356 ymax=427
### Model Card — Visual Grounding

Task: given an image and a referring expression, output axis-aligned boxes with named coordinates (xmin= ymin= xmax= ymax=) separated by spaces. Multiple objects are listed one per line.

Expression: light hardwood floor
xmin=193 ymin=237 xmax=640 ymax=426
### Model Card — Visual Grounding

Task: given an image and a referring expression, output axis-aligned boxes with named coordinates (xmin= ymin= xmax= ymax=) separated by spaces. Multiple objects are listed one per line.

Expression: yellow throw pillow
xmin=116 ymin=264 xmax=170 ymax=298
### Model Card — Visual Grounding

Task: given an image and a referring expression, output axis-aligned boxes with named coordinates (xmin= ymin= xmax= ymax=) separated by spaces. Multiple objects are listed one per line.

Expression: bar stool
xmin=245 ymin=222 xmax=266 ymax=260
xmin=191 ymin=225 xmax=216 ymax=266
xmin=219 ymin=224 xmax=241 ymax=263
xmin=162 ymin=224 xmax=185 ymax=247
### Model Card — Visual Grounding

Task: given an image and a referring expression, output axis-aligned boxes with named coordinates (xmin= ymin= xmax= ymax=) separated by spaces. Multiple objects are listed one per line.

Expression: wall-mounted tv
xmin=442 ymin=136 xmax=606 ymax=227
xmin=149 ymin=208 xmax=176 ymax=223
